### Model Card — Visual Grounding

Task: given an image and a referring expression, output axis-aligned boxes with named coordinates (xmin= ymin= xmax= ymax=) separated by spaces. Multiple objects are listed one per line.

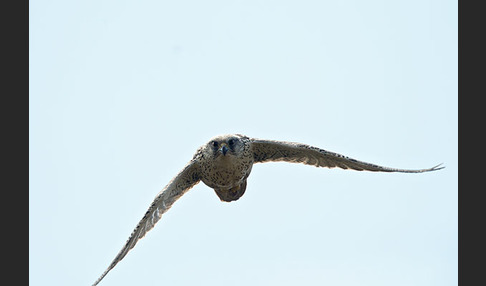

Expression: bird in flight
xmin=92 ymin=134 xmax=443 ymax=285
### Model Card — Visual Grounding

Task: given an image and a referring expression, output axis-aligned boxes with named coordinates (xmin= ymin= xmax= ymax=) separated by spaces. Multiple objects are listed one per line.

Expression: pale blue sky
xmin=29 ymin=1 xmax=457 ymax=285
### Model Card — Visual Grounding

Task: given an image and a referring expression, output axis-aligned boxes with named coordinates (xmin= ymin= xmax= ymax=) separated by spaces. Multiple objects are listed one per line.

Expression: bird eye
xmin=228 ymin=139 xmax=235 ymax=146
xmin=211 ymin=141 xmax=219 ymax=148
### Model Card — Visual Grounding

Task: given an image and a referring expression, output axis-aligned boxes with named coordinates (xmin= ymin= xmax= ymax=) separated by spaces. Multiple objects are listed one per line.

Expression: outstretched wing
xmin=92 ymin=161 xmax=201 ymax=286
xmin=250 ymin=139 xmax=443 ymax=173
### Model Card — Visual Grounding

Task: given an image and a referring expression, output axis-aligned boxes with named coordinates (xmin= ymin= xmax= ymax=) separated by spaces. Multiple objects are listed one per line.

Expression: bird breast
xmin=200 ymin=156 xmax=253 ymax=189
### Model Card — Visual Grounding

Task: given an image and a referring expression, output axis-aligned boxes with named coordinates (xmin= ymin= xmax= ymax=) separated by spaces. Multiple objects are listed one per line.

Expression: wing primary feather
xmin=92 ymin=161 xmax=200 ymax=286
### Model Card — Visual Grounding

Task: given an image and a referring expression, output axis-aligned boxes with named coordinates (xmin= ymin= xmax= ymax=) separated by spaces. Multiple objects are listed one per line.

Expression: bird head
xmin=206 ymin=134 xmax=245 ymax=158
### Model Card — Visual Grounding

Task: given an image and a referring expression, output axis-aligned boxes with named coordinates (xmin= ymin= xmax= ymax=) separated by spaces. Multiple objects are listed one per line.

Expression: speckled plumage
xmin=92 ymin=134 xmax=443 ymax=285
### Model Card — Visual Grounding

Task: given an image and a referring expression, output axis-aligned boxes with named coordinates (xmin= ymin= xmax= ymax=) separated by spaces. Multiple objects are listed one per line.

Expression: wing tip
xmin=428 ymin=163 xmax=445 ymax=172
xmin=401 ymin=162 xmax=445 ymax=173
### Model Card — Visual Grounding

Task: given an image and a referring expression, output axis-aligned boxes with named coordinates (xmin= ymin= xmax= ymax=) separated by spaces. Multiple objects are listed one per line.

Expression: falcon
xmin=92 ymin=134 xmax=443 ymax=285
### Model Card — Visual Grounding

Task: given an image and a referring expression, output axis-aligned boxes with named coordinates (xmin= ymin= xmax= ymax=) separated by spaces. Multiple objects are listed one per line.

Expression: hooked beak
xmin=220 ymin=143 xmax=229 ymax=156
